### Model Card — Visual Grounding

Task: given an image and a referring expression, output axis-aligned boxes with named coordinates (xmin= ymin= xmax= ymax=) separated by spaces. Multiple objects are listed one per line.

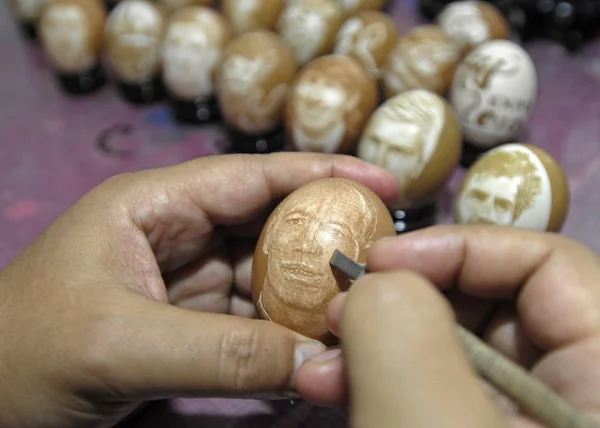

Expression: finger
xmin=83 ymin=296 xmax=328 ymax=401
xmin=125 ymin=153 xmax=399 ymax=271
xmin=367 ymin=225 xmax=600 ymax=351
xmin=340 ymin=271 xmax=505 ymax=428
xmin=229 ymin=238 xmax=256 ymax=298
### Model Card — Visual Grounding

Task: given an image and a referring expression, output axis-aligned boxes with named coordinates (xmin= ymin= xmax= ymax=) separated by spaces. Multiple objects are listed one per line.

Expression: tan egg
xmin=222 ymin=0 xmax=286 ymax=35
xmin=436 ymin=0 xmax=510 ymax=56
xmin=357 ymin=89 xmax=462 ymax=209
xmin=104 ymin=0 xmax=166 ymax=84
xmin=454 ymin=143 xmax=570 ymax=233
xmin=286 ymin=54 xmax=378 ymax=154
xmin=215 ymin=30 xmax=297 ymax=135
xmin=157 ymin=0 xmax=213 ymax=14
xmin=38 ymin=0 xmax=106 ymax=74
xmin=10 ymin=0 xmax=48 ymax=22
xmin=381 ymin=25 xmax=460 ymax=98
xmin=251 ymin=177 xmax=396 ymax=344
xmin=337 ymin=0 xmax=386 ymax=17
xmin=276 ymin=0 xmax=344 ymax=65
xmin=333 ymin=10 xmax=397 ymax=80
xmin=162 ymin=6 xmax=233 ymax=101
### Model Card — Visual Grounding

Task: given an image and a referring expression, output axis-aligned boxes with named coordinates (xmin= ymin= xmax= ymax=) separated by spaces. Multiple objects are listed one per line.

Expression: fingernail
xmin=306 ymin=347 xmax=342 ymax=365
xmin=291 ymin=339 xmax=327 ymax=387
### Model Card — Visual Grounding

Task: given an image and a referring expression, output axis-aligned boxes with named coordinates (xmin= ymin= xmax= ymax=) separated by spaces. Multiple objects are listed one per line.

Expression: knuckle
xmin=217 ymin=328 xmax=265 ymax=390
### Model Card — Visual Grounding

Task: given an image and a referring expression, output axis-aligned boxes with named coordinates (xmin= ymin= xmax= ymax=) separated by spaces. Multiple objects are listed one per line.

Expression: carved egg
xmin=222 ymin=0 xmax=285 ymax=35
xmin=357 ymin=89 xmax=462 ymax=208
xmin=436 ymin=0 xmax=510 ymax=56
xmin=104 ymin=0 xmax=166 ymax=84
xmin=162 ymin=6 xmax=233 ymax=102
xmin=455 ymin=143 xmax=570 ymax=232
xmin=449 ymin=39 xmax=538 ymax=149
xmin=157 ymin=0 xmax=214 ymax=15
xmin=333 ymin=10 xmax=397 ymax=80
xmin=251 ymin=177 xmax=396 ymax=343
xmin=338 ymin=0 xmax=386 ymax=17
xmin=286 ymin=54 xmax=378 ymax=154
xmin=215 ymin=30 xmax=297 ymax=135
xmin=38 ymin=0 xmax=106 ymax=74
xmin=276 ymin=0 xmax=343 ymax=65
xmin=381 ymin=25 xmax=460 ymax=98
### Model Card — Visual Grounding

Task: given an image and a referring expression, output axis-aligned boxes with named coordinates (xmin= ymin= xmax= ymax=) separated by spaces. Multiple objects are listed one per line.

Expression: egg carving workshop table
xmin=1 ymin=0 xmax=600 ymax=426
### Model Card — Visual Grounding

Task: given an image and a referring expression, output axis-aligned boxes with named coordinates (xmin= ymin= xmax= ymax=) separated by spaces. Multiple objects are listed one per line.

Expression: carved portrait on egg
xmin=358 ymin=89 xmax=461 ymax=207
xmin=276 ymin=0 xmax=343 ymax=65
xmin=381 ymin=25 xmax=460 ymax=97
xmin=157 ymin=0 xmax=213 ymax=14
xmin=333 ymin=10 xmax=397 ymax=79
xmin=338 ymin=0 xmax=386 ymax=16
xmin=222 ymin=0 xmax=285 ymax=35
xmin=455 ymin=144 xmax=569 ymax=232
xmin=449 ymin=39 xmax=538 ymax=149
xmin=39 ymin=0 xmax=106 ymax=73
xmin=436 ymin=0 xmax=510 ymax=56
xmin=251 ymin=178 xmax=396 ymax=343
xmin=162 ymin=7 xmax=232 ymax=102
xmin=216 ymin=30 xmax=297 ymax=134
xmin=104 ymin=0 xmax=165 ymax=84
xmin=286 ymin=55 xmax=378 ymax=154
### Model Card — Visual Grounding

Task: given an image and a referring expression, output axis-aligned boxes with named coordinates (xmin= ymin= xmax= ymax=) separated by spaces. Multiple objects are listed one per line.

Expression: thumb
xmin=82 ymin=297 xmax=326 ymax=401
xmin=340 ymin=272 xmax=505 ymax=428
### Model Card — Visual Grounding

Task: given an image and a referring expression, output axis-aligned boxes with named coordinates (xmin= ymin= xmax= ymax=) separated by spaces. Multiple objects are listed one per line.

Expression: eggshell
xmin=357 ymin=89 xmax=462 ymax=208
xmin=449 ymin=40 xmax=538 ymax=149
xmin=251 ymin=177 xmax=396 ymax=344
xmin=162 ymin=6 xmax=233 ymax=101
xmin=10 ymin=0 xmax=48 ymax=21
xmin=276 ymin=0 xmax=343 ymax=65
xmin=216 ymin=30 xmax=297 ymax=135
xmin=286 ymin=54 xmax=378 ymax=154
xmin=38 ymin=0 xmax=106 ymax=74
xmin=436 ymin=0 xmax=510 ymax=56
xmin=104 ymin=0 xmax=166 ymax=83
xmin=333 ymin=10 xmax=397 ymax=79
xmin=222 ymin=0 xmax=286 ymax=35
xmin=157 ymin=0 xmax=214 ymax=14
xmin=455 ymin=143 xmax=570 ymax=232
xmin=338 ymin=0 xmax=386 ymax=16
xmin=381 ymin=24 xmax=460 ymax=98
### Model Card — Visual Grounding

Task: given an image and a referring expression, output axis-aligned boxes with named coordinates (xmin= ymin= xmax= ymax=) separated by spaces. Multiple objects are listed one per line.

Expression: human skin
xmin=297 ymin=225 xmax=600 ymax=427
xmin=0 ymin=152 xmax=399 ymax=428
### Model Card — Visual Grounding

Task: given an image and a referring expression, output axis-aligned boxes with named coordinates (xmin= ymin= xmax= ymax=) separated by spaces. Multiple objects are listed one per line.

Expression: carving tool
xmin=329 ymin=248 xmax=598 ymax=428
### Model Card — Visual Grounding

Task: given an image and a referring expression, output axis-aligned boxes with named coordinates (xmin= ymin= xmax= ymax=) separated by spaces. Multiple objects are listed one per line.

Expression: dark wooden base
xmin=390 ymin=201 xmax=438 ymax=234
xmin=117 ymin=78 xmax=165 ymax=105
xmin=56 ymin=63 xmax=107 ymax=96
xmin=168 ymin=95 xmax=221 ymax=125
xmin=226 ymin=126 xmax=286 ymax=154
xmin=19 ymin=21 xmax=37 ymax=41
xmin=460 ymin=141 xmax=490 ymax=169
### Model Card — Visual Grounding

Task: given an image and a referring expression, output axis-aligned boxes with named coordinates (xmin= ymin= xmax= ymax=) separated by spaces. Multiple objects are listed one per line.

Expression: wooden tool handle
xmin=458 ymin=326 xmax=598 ymax=428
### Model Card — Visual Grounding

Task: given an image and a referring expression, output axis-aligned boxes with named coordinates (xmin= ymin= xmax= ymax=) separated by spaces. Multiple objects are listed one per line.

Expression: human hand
xmin=0 ymin=152 xmax=399 ymax=428
xmin=296 ymin=225 xmax=600 ymax=427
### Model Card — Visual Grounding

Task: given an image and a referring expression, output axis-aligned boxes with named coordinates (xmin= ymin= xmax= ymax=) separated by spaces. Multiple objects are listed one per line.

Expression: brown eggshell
xmin=222 ymin=0 xmax=286 ymax=35
xmin=381 ymin=24 xmax=460 ymax=98
xmin=454 ymin=143 xmax=570 ymax=232
xmin=157 ymin=0 xmax=214 ymax=14
xmin=104 ymin=0 xmax=166 ymax=83
xmin=436 ymin=0 xmax=510 ymax=56
xmin=333 ymin=10 xmax=397 ymax=80
xmin=162 ymin=6 xmax=233 ymax=101
xmin=276 ymin=0 xmax=343 ymax=65
xmin=338 ymin=0 xmax=386 ymax=17
xmin=251 ymin=178 xmax=396 ymax=344
xmin=215 ymin=30 xmax=297 ymax=135
xmin=38 ymin=0 xmax=106 ymax=74
xmin=357 ymin=89 xmax=462 ymax=209
xmin=286 ymin=54 xmax=378 ymax=154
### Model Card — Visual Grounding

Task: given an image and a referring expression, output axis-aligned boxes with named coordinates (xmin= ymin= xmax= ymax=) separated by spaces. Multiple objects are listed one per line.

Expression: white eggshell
xmin=449 ymin=39 xmax=538 ymax=149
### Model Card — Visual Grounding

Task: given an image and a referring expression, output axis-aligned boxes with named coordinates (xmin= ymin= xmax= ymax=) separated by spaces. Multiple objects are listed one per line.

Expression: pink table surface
xmin=1 ymin=0 xmax=600 ymax=426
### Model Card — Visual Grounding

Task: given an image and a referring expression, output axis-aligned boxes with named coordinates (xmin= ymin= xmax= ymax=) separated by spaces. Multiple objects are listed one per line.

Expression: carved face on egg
xmin=222 ymin=0 xmax=285 ymax=35
xmin=216 ymin=30 xmax=297 ymax=135
xmin=162 ymin=7 xmax=233 ymax=101
xmin=455 ymin=144 xmax=569 ymax=232
xmin=104 ymin=0 xmax=166 ymax=83
xmin=276 ymin=0 xmax=343 ymax=65
xmin=286 ymin=54 xmax=378 ymax=154
xmin=157 ymin=0 xmax=213 ymax=14
xmin=251 ymin=178 xmax=396 ymax=343
xmin=357 ymin=89 xmax=462 ymax=208
xmin=333 ymin=10 xmax=397 ymax=79
xmin=39 ymin=0 xmax=106 ymax=73
xmin=337 ymin=0 xmax=386 ymax=16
